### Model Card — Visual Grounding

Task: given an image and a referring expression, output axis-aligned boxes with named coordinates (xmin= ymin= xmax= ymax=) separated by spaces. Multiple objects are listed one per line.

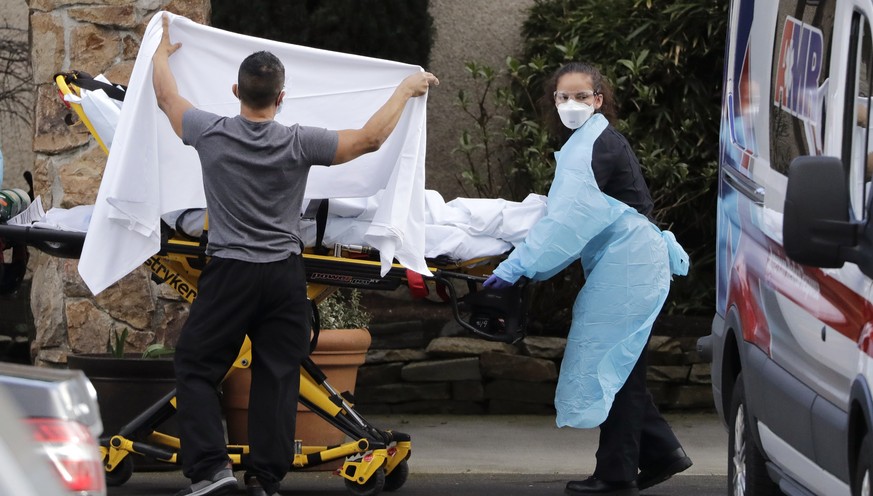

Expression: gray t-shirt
xmin=182 ymin=108 xmax=338 ymax=262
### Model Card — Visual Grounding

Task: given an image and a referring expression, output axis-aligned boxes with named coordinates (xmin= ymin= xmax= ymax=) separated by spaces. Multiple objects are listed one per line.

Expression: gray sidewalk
xmin=370 ymin=411 xmax=727 ymax=475
xmin=109 ymin=412 xmax=728 ymax=495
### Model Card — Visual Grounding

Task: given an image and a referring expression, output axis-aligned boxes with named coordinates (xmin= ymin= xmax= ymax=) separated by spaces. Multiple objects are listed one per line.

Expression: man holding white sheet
xmin=152 ymin=13 xmax=437 ymax=496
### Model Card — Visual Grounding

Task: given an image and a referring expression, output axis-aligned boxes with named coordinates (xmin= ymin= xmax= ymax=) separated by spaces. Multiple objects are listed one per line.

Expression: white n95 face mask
xmin=557 ymin=100 xmax=595 ymax=129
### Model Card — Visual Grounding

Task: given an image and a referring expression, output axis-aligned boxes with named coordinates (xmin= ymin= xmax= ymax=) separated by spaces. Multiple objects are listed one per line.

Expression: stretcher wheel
xmin=104 ymin=455 xmax=133 ymax=487
xmin=383 ymin=460 xmax=409 ymax=492
xmin=344 ymin=468 xmax=385 ymax=496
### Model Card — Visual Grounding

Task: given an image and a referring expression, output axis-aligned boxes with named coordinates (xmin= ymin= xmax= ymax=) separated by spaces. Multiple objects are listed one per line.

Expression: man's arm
xmin=333 ymin=71 xmax=438 ymax=165
xmin=152 ymin=13 xmax=193 ymax=138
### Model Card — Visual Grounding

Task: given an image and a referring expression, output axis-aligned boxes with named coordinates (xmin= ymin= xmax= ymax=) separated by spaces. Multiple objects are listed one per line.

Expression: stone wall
xmin=27 ymin=0 xmax=210 ymax=366
xmin=353 ymin=294 xmax=714 ymax=415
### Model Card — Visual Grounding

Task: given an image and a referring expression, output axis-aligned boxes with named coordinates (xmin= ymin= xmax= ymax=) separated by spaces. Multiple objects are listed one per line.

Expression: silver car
xmin=0 ymin=362 xmax=106 ymax=496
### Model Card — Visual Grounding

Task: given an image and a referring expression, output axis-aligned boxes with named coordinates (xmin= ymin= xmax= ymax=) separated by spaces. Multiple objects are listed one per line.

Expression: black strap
xmin=23 ymin=171 xmax=34 ymax=201
xmin=56 ymin=70 xmax=127 ymax=102
xmin=316 ymin=199 xmax=330 ymax=253
xmin=309 ymin=299 xmax=320 ymax=355
xmin=306 ymin=199 xmax=330 ymax=255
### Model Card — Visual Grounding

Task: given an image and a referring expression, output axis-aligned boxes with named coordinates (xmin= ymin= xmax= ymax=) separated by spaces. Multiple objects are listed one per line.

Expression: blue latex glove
xmin=483 ymin=274 xmax=513 ymax=290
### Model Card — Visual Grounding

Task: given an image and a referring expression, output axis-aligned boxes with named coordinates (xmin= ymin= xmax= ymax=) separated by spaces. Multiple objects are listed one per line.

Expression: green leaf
xmin=317 ymin=289 xmax=371 ymax=330
xmin=108 ymin=328 xmax=129 ymax=358
xmin=142 ymin=344 xmax=175 ymax=359
xmin=616 ymin=59 xmax=635 ymax=71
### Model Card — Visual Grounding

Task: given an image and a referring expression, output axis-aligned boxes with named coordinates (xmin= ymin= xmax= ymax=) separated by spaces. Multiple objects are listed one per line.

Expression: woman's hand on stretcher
xmin=483 ymin=274 xmax=513 ymax=290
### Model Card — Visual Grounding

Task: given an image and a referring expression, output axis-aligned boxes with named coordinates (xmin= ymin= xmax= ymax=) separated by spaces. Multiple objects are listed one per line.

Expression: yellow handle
xmin=55 ymin=74 xmax=111 ymax=155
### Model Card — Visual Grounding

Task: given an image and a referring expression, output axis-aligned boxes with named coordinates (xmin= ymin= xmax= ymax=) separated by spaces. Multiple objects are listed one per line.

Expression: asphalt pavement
xmin=109 ymin=412 xmax=728 ymax=495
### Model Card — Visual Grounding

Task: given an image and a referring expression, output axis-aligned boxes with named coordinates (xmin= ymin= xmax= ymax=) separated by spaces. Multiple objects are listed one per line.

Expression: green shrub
xmin=211 ymin=0 xmax=434 ymax=67
xmin=318 ymin=289 xmax=371 ymax=330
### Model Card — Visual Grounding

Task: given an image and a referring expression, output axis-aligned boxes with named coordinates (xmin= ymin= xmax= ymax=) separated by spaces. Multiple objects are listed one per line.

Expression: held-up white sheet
xmin=78 ymin=11 xmax=430 ymax=295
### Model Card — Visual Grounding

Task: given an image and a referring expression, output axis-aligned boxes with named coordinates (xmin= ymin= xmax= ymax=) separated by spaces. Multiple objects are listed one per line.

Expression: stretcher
xmin=0 ymin=221 xmax=528 ymax=493
xmin=0 ymin=71 xmax=532 ymax=496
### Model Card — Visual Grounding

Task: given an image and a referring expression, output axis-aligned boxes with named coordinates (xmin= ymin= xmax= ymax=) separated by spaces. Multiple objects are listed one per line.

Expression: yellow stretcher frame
xmin=55 ymin=73 xmax=111 ymax=154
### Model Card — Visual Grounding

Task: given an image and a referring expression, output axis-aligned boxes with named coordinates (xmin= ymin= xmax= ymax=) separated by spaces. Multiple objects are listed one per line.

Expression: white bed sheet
xmin=296 ymin=191 xmax=547 ymax=260
xmin=22 ymin=191 xmax=547 ymax=262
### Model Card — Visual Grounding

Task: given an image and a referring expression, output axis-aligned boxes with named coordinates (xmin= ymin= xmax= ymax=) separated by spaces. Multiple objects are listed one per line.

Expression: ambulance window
xmin=770 ymin=3 xmax=834 ymax=175
xmin=845 ymin=12 xmax=873 ymax=220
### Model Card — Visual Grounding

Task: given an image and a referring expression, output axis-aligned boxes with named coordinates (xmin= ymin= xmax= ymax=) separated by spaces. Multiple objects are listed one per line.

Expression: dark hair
xmin=237 ymin=51 xmax=285 ymax=110
xmin=539 ymin=62 xmax=617 ymax=143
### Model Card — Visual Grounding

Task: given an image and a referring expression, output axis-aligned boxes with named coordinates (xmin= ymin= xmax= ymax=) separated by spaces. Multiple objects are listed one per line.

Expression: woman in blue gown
xmin=484 ymin=62 xmax=691 ymax=496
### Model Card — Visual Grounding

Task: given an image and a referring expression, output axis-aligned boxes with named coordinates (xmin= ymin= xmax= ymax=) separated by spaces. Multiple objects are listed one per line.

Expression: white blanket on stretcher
xmin=302 ymin=191 xmax=546 ymax=260
xmin=78 ymin=11 xmax=430 ymax=295
xmin=28 ymin=191 xmax=546 ymax=261
xmin=159 ymin=190 xmax=547 ymax=260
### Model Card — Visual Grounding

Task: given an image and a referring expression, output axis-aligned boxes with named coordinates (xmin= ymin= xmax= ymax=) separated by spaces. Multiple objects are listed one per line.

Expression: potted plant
xmin=221 ymin=289 xmax=372 ymax=455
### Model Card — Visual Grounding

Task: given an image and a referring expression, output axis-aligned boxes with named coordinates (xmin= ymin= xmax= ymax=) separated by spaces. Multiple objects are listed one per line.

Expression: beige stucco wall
xmin=0 ymin=0 xmax=34 ymax=192
xmin=426 ymin=0 xmax=534 ymax=199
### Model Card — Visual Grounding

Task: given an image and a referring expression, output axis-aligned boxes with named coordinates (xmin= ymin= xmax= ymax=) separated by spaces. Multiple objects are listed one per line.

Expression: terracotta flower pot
xmin=221 ymin=328 xmax=371 ymax=453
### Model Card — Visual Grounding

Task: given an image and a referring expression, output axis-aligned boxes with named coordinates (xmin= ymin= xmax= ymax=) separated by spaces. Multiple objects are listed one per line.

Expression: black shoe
xmin=637 ymin=447 xmax=693 ymax=490
xmin=245 ymin=475 xmax=280 ymax=496
xmin=565 ymin=477 xmax=639 ymax=496
xmin=174 ymin=467 xmax=237 ymax=496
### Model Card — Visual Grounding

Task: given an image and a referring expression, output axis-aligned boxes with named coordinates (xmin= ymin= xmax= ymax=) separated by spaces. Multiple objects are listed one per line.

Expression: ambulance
xmin=701 ymin=0 xmax=873 ymax=494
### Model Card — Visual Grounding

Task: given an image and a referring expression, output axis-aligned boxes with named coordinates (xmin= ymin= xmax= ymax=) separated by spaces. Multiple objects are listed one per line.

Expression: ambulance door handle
xmin=724 ymin=167 xmax=765 ymax=205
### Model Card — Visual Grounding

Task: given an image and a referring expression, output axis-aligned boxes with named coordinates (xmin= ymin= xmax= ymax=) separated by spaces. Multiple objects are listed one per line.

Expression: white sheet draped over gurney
xmin=78 ymin=11 xmax=430 ymax=295
xmin=300 ymin=191 xmax=547 ymax=260
xmin=160 ymin=190 xmax=547 ymax=261
xmin=24 ymin=190 xmax=547 ymax=261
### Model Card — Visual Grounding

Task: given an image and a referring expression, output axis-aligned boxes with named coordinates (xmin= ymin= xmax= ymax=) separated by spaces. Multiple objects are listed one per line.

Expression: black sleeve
xmin=591 ymin=134 xmax=622 ymax=192
xmin=590 ymin=126 xmax=655 ymax=219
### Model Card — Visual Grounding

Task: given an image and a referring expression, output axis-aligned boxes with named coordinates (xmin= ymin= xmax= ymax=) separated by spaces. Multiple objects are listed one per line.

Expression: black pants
xmin=174 ymin=255 xmax=310 ymax=490
xmin=592 ymin=341 xmax=682 ymax=482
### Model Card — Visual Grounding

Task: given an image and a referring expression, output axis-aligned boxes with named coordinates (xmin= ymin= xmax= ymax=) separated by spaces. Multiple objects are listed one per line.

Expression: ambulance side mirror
xmin=783 ymin=156 xmax=872 ymax=275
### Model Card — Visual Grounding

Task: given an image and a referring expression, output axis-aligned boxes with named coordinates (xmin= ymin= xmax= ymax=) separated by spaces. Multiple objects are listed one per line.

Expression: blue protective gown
xmin=493 ymin=114 xmax=689 ymax=428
